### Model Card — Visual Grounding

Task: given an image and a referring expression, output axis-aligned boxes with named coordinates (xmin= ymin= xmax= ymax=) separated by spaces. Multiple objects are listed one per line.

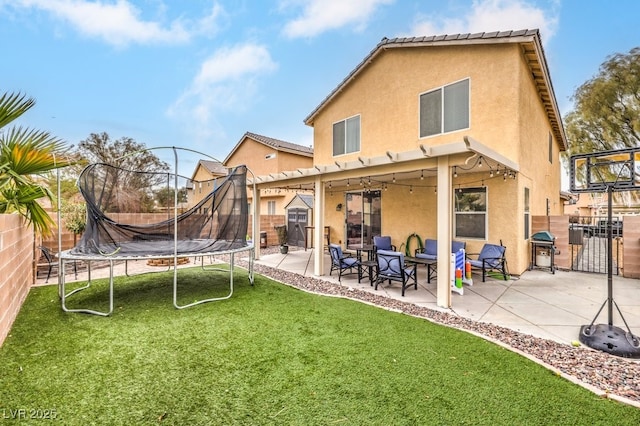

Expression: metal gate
xmin=569 ymin=216 xmax=622 ymax=274
xmin=287 ymin=208 xmax=308 ymax=247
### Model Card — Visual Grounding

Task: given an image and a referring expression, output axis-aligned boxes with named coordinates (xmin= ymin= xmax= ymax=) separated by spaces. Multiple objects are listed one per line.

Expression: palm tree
xmin=0 ymin=92 xmax=73 ymax=235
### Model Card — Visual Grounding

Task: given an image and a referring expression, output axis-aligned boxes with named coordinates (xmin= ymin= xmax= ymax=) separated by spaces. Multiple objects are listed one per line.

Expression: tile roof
xmin=198 ymin=159 xmax=227 ymax=175
xmin=245 ymin=132 xmax=313 ymax=155
xmin=223 ymin=131 xmax=313 ymax=166
xmin=303 ymin=29 xmax=566 ymax=149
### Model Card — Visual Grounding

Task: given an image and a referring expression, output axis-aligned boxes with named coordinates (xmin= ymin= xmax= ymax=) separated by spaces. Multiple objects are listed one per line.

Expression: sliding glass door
xmin=345 ymin=190 xmax=381 ymax=246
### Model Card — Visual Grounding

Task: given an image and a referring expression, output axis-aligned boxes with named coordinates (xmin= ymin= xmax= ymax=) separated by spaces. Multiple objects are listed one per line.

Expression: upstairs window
xmin=420 ymin=78 xmax=470 ymax=138
xmin=333 ymin=115 xmax=360 ymax=156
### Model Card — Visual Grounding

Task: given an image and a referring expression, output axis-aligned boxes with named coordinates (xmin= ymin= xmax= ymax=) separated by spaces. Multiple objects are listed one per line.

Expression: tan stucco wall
xmin=226 ymin=138 xmax=313 ymax=215
xmin=517 ymin=50 xmax=563 ymax=216
xmin=310 ymin=43 xmax=561 ymax=275
xmin=226 ymin=138 xmax=313 ymax=176
xmin=311 ymin=44 xmax=525 ymax=166
xmin=188 ymin=163 xmax=226 ymax=207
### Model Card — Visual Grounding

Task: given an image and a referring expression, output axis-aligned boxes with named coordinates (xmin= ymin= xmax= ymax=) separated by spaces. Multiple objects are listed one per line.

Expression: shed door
xmin=287 ymin=208 xmax=308 ymax=247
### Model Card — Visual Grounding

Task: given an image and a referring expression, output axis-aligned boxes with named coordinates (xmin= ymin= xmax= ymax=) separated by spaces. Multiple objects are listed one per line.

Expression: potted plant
xmin=274 ymin=225 xmax=288 ymax=254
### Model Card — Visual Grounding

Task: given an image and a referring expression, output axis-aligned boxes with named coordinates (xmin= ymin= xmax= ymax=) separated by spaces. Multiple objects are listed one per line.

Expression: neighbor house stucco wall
xmin=227 ymin=137 xmax=313 ymax=215
xmin=188 ymin=163 xmax=227 ymax=207
xmin=225 ymin=138 xmax=313 ymax=177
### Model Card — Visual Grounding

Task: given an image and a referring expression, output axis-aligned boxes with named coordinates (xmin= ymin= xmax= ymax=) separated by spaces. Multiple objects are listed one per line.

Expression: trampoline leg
xmin=173 ymin=253 xmax=234 ymax=310
xmin=61 ymin=259 xmax=114 ymax=316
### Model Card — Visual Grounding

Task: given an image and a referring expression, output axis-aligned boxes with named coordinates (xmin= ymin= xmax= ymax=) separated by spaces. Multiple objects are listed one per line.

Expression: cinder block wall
xmin=42 ymin=213 xmax=288 ymax=249
xmin=0 ymin=215 xmax=34 ymax=347
xmin=622 ymin=216 xmax=640 ymax=278
xmin=260 ymin=215 xmax=286 ymax=247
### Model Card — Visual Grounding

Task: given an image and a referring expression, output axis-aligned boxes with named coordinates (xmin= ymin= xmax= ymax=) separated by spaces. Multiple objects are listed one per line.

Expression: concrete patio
xmin=254 ymin=247 xmax=640 ymax=346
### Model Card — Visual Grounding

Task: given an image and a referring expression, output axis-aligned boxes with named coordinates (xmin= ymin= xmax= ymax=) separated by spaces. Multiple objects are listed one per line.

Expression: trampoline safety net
xmin=70 ymin=163 xmax=249 ymax=257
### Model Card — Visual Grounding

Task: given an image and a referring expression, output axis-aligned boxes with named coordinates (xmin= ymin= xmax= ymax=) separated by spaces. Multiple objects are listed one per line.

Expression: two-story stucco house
xmin=188 ymin=159 xmax=229 ymax=209
xmin=253 ymin=29 xmax=567 ymax=308
xmin=223 ymin=131 xmax=314 ymax=245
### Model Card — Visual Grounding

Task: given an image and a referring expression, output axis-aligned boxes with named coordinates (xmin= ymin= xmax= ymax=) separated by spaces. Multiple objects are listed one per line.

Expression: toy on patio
xmin=570 ymin=147 xmax=640 ymax=358
xmin=450 ymin=248 xmax=472 ymax=295
xmin=58 ymin=147 xmax=256 ymax=316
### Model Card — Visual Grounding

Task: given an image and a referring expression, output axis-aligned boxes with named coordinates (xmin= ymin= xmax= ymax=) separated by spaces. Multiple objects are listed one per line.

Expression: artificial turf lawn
xmin=1 ymin=267 xmax=639 ymax=425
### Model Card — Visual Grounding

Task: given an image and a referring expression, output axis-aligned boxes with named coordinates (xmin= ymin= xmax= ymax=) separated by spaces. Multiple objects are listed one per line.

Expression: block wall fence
xmin=0 ymin=215 xmax=35 ymax=347
xmin=40 ymin=214 xmax=288 ymax=252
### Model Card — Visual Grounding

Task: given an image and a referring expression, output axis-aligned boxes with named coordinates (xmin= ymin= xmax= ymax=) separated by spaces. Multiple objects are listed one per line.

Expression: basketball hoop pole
xmin=606 ymin=182 xmax=613 ymax=327
xmin=579 ymin=182 xmax=640 ymax=357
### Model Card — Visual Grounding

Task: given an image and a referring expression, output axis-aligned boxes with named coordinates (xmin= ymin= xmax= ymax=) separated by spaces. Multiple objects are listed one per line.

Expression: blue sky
xmin=2 ymin=0 xmax=640 ymax=175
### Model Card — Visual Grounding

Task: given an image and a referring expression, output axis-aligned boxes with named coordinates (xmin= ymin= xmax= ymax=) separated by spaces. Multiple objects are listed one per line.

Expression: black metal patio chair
xmin=375 ymin=249 xmax=417 ymax=296
xmin=328 ymin=244 xmax=360 ymax=281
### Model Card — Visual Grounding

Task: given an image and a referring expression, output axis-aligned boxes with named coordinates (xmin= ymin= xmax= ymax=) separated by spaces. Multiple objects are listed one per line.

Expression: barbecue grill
xmin=530 ymin=231 xmax=556 ymax=273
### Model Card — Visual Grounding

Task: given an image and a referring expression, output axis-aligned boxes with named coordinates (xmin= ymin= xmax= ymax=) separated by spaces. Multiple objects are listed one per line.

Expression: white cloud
xmin=11 ymin=0 xmax=226 ymax=47
xmin=409 ymin=0 xmax=558 ymax=42
xmin=167 ymin=43 xmax=278 ymax=144
xmin=282 ymin=0 xmax=395 ymax=39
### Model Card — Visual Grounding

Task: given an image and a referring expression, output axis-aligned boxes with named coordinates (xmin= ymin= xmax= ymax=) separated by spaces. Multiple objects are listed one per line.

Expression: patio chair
xmin=36 ymin=246 xmax=57 ymax=283
xmin=467 ymin=242 xmax=508 ymax=282
xmin=375 ymin=250 xmax=417 ymax=296
xmin=415 ymin=239 xmax=466 ymax=260
xmin=415 ymin=238 xmax=437 ymax=260
xmin=36 ymin=246 xmax=78 ymax=283
xmin=373 ymin=235 xmax=396 ymax=252
xmin=328 ymin=244 xmax=360 ymax=281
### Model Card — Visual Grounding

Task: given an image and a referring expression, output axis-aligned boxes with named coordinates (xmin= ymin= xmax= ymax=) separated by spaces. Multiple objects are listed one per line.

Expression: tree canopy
xmin=154 ymin=186 xmax=188 ymax=209
xmin=564 ymin=47 xmax=640 ymax=157
xmin=76 ymin=133 xmax=170 ymax=213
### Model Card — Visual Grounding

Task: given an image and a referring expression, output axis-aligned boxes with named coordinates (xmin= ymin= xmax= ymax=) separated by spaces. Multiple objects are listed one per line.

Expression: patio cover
xmin=250 ymin=136 xmax=519 ymax=308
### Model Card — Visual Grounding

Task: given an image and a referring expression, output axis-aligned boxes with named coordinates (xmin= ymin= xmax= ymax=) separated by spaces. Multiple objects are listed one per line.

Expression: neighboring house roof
xmin=190 ymin=159 xmax=227 ymax=181
xmin=303 ymin=29 xmax=567 ymax=150
xmin=223 ymin=131 xmax=313 ymax=165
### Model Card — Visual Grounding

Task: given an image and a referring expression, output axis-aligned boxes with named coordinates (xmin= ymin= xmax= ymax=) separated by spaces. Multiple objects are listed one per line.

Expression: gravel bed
xmin=241 ymin=248 xmax=640 ymax=405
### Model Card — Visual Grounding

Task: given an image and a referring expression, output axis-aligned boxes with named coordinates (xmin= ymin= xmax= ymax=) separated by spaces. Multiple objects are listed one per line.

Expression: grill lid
xmin=532 ymin=231 xmax=554 ymax=242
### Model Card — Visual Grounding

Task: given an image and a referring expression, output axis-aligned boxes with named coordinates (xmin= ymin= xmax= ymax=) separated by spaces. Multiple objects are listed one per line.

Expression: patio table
xmin=405 ymin=256 xmax=437 ymax=283
xmin=347 ymin=243 xmax=375 ymax=261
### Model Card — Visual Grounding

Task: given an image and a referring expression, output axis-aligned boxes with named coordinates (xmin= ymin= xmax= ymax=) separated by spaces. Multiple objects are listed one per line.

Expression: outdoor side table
xmin=359 ymin=260 xmax=378 ymax=286
xmin=405 ymin=256 xmax=437 ymax=283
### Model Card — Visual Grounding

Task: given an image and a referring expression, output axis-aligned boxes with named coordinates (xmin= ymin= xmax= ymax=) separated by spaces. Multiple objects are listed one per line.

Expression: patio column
xmin=313 ymin=175 xmax=325 ymax=276
xmin=436 ymin=156 xmax=452 ymax=308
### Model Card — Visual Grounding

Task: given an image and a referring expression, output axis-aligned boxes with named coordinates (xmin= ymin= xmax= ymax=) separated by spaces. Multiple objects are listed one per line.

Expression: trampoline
xmin=58 ymin=147 xmax=255 ymax=316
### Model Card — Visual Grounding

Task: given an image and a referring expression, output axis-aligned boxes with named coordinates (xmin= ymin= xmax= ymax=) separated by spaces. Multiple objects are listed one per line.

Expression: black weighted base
xmin=579 ymin=324 xmax=640 ymax=358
